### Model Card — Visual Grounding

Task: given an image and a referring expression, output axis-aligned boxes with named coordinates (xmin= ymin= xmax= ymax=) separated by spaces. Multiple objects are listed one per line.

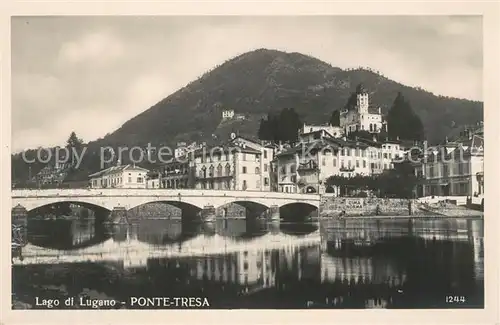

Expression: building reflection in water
xmin=12 ymin=212 xmax=483 ymax=309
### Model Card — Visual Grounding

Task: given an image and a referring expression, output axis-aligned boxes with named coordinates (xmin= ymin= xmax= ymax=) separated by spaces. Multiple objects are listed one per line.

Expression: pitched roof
xmin=89 ymin=164 xmax=149 ymax=178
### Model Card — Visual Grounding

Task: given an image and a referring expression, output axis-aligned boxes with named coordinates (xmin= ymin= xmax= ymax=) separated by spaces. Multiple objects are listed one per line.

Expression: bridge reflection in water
xmin=11 ymin=214 xmax=483 ymax=309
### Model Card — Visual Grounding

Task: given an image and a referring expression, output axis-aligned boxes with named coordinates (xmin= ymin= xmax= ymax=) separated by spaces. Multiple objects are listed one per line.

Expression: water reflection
xmin=11 ymin=214 xmax=483 ymax=309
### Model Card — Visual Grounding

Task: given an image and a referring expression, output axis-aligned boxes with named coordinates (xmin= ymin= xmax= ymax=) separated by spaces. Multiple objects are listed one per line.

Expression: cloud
xmin=11 ymin=16 xmax=483 ymax=152
xmin=58 ymin=31 xmax=124 ymax=65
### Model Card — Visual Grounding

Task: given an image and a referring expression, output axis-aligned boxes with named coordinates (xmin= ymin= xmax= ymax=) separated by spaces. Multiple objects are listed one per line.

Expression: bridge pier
xmin=109 ymin=206 xmax=129 ymax=224
xmin=267 ymin=205 xmax=280 ymax=222
xmin=200 ymin=205 xmax=216 ymax=223
xmin=12 ymin=204 xmax=28 ymax=247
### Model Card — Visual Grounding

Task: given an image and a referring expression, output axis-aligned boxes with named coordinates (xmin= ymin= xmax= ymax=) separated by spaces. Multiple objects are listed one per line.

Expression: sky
xmin=11 ymin=16 xmax=483 ymax=152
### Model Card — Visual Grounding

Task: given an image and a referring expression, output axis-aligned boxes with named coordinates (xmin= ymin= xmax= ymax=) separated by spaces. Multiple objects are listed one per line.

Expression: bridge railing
xmin=11 ymin=188 xmax=321 ymax=201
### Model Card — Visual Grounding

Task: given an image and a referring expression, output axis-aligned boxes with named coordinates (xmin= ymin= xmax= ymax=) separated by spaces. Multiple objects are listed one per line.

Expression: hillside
xmin=102 ymin=48 xmax=481 ymax=148
xmin=12 ymin=48 xmax=483 ymax=183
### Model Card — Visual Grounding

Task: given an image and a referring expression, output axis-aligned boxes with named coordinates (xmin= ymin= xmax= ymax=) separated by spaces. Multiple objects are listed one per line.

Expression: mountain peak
xmin=102 ymin=50 xmax=481 ymax=150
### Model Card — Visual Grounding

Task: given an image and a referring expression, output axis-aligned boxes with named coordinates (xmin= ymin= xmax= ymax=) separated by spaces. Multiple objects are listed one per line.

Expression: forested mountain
xmin=12 ymin=48 xmax=483 ymax=183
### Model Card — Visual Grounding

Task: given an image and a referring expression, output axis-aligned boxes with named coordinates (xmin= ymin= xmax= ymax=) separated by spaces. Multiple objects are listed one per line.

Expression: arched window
xmin=198 ymin=169 xmax=203 ymax=178
xmin=201 ymin=165 xmax=207 ymax=178
xmin=209 ymin=165 xmax=214 ymax=177
xmin=217 ymin=164 xmax=223 ymax=177
xmin=225 ymin=163 xmax=231 ymax=176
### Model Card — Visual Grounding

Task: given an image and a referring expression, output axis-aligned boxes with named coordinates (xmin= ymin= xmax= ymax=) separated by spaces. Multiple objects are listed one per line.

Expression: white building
xmin=228 ymin=135 xmax=274 ymax=191
xmin=89 ymin=164 xmax=150 ymax=189
xmin=273 ymin=137 xmax=374 ymax=195
xmin=191 ymin=143 xmax=264 ymax=191
xmin=415 ymin=133 xmax=484 ymax=198
xmin=339 ymin=87 xmax=386 ymax=135
xmin=222 ymin=109 xmax=235 ymax=120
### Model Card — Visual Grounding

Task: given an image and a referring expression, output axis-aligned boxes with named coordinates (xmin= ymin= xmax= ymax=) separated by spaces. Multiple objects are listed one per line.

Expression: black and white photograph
xmin=4 ymin=7 xmax=497 ymax=321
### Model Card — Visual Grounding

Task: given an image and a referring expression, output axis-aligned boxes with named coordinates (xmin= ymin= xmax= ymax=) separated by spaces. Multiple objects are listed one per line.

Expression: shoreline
xmin=320 ymin=214 xmax=483 ymax=220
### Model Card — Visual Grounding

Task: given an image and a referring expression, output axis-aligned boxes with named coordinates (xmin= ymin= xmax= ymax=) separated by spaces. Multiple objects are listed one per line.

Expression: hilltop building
xmin=339 ymin=86 xmax=387 ymax=135
xmin=222 ymin=109 xmax=235 ymax=120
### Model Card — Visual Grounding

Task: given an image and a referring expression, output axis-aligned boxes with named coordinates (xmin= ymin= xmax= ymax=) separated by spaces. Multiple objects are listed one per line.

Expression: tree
xmin=386 ymin=92 xmax=425 ymax=141
xmin=66 ymin=131 xmax=84 ymax=150
xmin=258 ymin=108 xmax=302 ymax=143
xmin=330 ymin=109 xmax=340 ymax=126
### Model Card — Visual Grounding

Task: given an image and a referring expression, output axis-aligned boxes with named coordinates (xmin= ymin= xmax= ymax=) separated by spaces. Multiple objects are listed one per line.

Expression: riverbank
xmin=320 ymin=196 xmax=483 ymax=219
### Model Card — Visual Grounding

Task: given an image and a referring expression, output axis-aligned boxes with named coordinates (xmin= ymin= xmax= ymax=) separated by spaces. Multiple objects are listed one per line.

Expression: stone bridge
xmin=11 ymin=189 xmax=322 ymax=223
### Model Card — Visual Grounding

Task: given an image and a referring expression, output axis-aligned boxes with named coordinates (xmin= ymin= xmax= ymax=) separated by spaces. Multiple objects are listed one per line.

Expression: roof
xmin=275 ymin=138 xmax=370 ymax=158
xmin=299 ymin=129 xmax=335 ymax=138
xmin=89 ymin=164 xmax=149 ymax=178
xmin=191 ymin=143 xmax=261 ymax=158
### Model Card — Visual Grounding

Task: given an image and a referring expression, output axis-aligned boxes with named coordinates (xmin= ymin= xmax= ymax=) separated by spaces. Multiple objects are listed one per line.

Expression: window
xmin=209 ymin=165 xmax=214 ymax=177
xmin=363 ymin=160 xmax=366 ymax=168
xmin=225 ymin=163 xmax=231 ymax=176
xmin=264 ymin=164 xmax=268 ymax=172
xmin=128 ymin=177 xmax=132 ymax=183
xmin=242 ymin=180 xmax=247 ymax=190
xmin=242 ymin=153 xmax=247 ymax=161
xmin=322 ymin=158 xmax=326 ymax=166
xmin=356 ymin=160 xmax=359 ymax=168
xmin=137 ymin=177 xmax=143 ymax=183
xmin=242 ymin=166 xmax=247 ymax=174
xmin=291 ymin=165 xmax=296 ymax=173
xmin=333 ymin=159 xmax=337 ymax=167
xmin=264 ymin=151 xmax=268 ymax=159
xmin=264 ymin=177 xmax=269 ymax=186
xmin=255 ymin=167 xmax=260 ymax=174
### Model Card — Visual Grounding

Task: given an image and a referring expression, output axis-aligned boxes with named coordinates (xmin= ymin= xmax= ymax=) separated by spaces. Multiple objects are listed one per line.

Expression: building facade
xmin=273 ymin=137 xmax=375 ymax=195
xmin=413 ymin=133 xmax=484 ymax=198
xmin=89 ymin=164 xmax=150 ymax=189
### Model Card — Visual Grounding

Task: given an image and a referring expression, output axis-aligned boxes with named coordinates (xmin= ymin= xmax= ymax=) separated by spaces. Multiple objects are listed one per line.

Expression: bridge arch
xmin=23 ymin=199 xmax=112 ymax=213
xmin=279 ymin=201 xmax=319 ymax=222
xmin=127 ymin=199 xmax=204 ymax=211
xmin=216 ymin=200 xmax=271 ymax=220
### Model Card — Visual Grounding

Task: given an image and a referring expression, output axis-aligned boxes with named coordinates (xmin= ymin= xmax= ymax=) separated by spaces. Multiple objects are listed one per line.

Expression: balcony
xmin=297 ymin=160 xmax=319 ymax=172
xmin=340 ymin=167 xmax=355 ymax=172
xmin=196 ymin=173 xmax=234 ymax=180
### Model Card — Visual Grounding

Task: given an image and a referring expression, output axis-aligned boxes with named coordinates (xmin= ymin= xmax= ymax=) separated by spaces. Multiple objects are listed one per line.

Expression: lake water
xmin=12 ymin=213 xmax=484 ymax=309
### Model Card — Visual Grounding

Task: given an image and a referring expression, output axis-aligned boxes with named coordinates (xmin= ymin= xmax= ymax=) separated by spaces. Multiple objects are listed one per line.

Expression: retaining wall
xmin=320 ymin=197 xmax=413 ymax=217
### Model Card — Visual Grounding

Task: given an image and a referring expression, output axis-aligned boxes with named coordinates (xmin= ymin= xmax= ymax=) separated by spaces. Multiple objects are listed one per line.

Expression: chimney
xmin=342 ymin=136 xmax=347 ymax=141
xmin=445 ymin=136 xmax=449 ymax=143
xmin=378 ymin=107 xmax=381 ymax=114
xmin=372 ymin=135 xmax=377 ymax=142
xmin=468 ymin=130 xmax=472 ymax=140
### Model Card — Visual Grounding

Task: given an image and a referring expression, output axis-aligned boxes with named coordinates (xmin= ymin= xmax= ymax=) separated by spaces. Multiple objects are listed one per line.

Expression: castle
xmin=339 ymin=86 xmax=387 ymax=135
